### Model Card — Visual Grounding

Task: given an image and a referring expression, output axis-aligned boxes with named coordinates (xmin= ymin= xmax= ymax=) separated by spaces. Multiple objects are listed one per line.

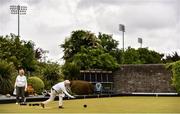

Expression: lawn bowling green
xmin=0 ymin=96 xmax=180 ymax=113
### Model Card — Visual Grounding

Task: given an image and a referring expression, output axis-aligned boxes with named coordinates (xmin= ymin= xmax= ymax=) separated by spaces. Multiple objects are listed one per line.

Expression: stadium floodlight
xmin=119 ymin=24 xmax=125 ymax=64
xmin=10 ymin=5 xmax=27 ymax=37
xmin=119 ymin=24 xmax=125 ymax=52
xmin=138 ymin=38 xmax=143 ymax=48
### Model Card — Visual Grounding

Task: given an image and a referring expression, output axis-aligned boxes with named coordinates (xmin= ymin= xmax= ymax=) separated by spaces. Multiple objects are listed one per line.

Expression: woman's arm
xmin=14 ymin=76 xmax=18 ymax=88
xmin=25 ymin=76 xmax=28 ymax=91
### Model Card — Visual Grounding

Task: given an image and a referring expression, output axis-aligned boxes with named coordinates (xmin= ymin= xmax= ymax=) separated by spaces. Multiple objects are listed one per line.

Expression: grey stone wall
xmin=113 ymin=64 xmax=176 ymax=94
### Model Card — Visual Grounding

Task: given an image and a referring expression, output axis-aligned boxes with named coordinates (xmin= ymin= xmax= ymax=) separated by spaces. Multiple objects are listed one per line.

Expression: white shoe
xmin=16 ymin=102 xmax=18 ymax=104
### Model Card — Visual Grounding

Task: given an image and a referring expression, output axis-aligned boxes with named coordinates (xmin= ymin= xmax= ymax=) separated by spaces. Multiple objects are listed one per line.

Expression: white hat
xmin=64 ymin=80 xmax=70 ymax=84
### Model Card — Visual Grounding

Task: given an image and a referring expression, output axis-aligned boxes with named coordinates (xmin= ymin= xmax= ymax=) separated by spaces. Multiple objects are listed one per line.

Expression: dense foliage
xmin=163 ymin=52 xmax=180 ymax=63
xmin=171 ymin=61 xmax=180 ymax=93
xmin=123 ymin=47 xmax=164 ymax=64
xmin=0 ymin=34 xmax=62 ymax=94
xmin=61 ymin=30 xmax=165 ymax=79
xmin=61 ymin=30 xmax=120 ymax=79
xmin=42 ymin=62 xmax=63 ymax=89
xmin=0 ymin=34 xmax=38 ymax=71
xmin=73 ymin=47 xmax=119 ymax=70
xmin=0 ymin=60 xmax=16 ymax=94
xmin=61 ymin=30 xmax=101 ymax=60
xmin=71 ymin=80 xmax=94 ymax=95
xmin=1 ymin=30 xmax=179 ymax=94
xmin=27 ymin=76 xmax=45 ymax=94
xmin=62 ymin=62 xmax=80 ymax=80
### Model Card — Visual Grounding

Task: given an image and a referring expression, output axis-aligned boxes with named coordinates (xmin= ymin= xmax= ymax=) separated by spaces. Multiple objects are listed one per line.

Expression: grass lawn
xmin=0 ymin=96 xmax=180 ymax=113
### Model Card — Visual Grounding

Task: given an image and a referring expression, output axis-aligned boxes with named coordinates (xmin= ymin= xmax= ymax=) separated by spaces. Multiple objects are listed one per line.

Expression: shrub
xmin=62 ymin=62 xmax=80 ymax=80
xmin=172 ymin=61 xmax=180 ymax=93
xmin=43 ymin=62 xmax=62 ymax=90
xmin=28 ymin=76 xmax=44 ymax=94
xmin=71 ymin=80 xmax=94 ymax=95
xmin=0 ymin=60 xmax=16 ymax=94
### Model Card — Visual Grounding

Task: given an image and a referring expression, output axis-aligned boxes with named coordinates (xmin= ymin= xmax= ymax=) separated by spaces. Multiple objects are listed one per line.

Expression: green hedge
xmin=28 ymin=76 xmax=44 ymax=94
xmin=71 ymin=80 xmax=94 ymax=95
xmin=172 ymin=61 xmax=180 ymax=93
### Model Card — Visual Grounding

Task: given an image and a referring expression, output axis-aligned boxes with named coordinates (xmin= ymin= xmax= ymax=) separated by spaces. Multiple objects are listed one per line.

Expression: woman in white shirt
xmin=41 ymin=80 xmax=75 ymax=108
xmin=14 ymin=68 xmax=27 ymax=104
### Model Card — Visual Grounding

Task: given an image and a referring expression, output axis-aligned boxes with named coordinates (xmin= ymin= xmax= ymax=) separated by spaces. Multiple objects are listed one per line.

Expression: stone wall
xmin=113 ymin=64 xmax=176 ymax=94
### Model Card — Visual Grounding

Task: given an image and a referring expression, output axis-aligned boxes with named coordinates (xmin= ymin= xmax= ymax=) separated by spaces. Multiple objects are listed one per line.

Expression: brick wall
xmin=113 ymin=64 xmax=176 ymax=94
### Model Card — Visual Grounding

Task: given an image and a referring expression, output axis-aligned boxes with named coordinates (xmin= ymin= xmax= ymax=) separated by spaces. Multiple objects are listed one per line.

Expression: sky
xmin=0 ymin=0 xmax=179 ymax=64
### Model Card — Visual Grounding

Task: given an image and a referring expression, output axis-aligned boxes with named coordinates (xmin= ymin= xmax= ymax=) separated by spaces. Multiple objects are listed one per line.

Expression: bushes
xmin=43 ymin=62 xmax=63 ymax=90
xmin=172 ymin=61 xmax=180 ymax=93
xmin=71 ymin=80 xmax=94 ymax=95
xmin=0 ymin=60 xmax=16 ymax=94
xmin=62 ymin=62 xmax=80 ymax=80
xmin=28 ymin=76 xmax=44 ymax=94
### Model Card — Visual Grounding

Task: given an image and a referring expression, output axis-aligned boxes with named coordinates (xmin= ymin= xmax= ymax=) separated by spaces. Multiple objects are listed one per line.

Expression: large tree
xmin=163 ymin=52 xmax=180 ymax=63
xmin=98 ymin=33 xmax=123 ymax=64
xmin=0 ymin=34 xmax=39 ymax=71
xmin=98 ymin=33 xmax=118 ymax=52
xmin=137 ymin=48 xmax=164 ymax=64
xmin=73 ymin=47 xmax=119 ymax=70
xmin=60 ymin=30 xmax=166 ymax=79
xmin=123 ymin=47 xmax=164 ymax=64
xmin=123 ymin=47 xmax=141 ymax=64
xmin=61 ymin=30 xmax=119 ymax=79
xmin=61 ymin=30 xmax=101 ymax=61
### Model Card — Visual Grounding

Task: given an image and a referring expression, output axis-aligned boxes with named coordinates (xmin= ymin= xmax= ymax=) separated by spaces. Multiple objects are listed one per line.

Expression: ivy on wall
xmin=171 ymin=61 xmax=180 ymax=93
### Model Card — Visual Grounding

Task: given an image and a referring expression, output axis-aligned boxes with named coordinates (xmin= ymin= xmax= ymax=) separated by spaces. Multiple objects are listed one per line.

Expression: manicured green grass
xmin=0 ymin=96 xmax=180 ymax=113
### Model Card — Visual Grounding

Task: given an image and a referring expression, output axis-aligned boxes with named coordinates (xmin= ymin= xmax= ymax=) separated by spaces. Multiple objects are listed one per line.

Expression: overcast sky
xmin=0 ymin=0 xmax=179 ymax=64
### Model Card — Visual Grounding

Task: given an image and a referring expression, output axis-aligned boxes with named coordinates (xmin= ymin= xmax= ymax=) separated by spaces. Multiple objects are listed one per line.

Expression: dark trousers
xmin=16 ymin=86 xmax=25 ymax=103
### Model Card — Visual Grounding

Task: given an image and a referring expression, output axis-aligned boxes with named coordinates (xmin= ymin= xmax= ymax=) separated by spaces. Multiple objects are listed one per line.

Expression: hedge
xmin=71 ymin=80 xmax=94 ymax=95
xmin=28 ymin=76 xmax=45 ymax=94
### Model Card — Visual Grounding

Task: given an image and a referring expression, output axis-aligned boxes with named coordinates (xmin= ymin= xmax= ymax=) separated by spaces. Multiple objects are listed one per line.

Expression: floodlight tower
xmin=119 ymin=24 xmax=125 ymax=52
xmin=10 ymin=5 xmax=27 ymax=37
xmin=138 ymin=38 xmax=143 ymax=48
xmin=119 ymin=24 xmax=125 ymax=64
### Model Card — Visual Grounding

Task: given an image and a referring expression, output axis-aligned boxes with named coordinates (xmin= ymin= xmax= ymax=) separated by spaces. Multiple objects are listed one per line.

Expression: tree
xmin=123 ymin=47 xmax=141 ymax=64
xmin=61 ymin=30 xmax=100 ymax=61
xmin=0 ymin=60 xmax=17 ymax=94
xmin=72 ymin=47 xmax=119 ymax=70
xmin=61 ymin=30 xmax=120 ymax=79
xmin=43 ymin=62 xmax=63 ymax=89
xmin=35 ymin=48 xmax=46 ymax=60
xmin=61 ymin=62 xmax=80 ymax=80
xmin=122 ymin=47 xmax=164 ymax=64
xmin=0 ymin=34 xmax=39 ymax=72
xmin=98 ymin=33 xmax=122 ymax=64
xmin=163 ymin=52 xmax=180 ymax=63
xmin=98 ymin=33 xmax=118 ymax=52
xmin=137 ymin=48 xmax=163 ymax=64
xmin=60 ymin=30 xmax=165 ymax=79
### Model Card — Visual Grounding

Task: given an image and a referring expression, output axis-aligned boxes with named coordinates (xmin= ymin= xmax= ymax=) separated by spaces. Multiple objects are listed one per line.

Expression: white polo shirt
xmin=15 ymin=75 xmax=27 ymax=88
xmin=52 ymin=81 xmax=74 ymax=98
